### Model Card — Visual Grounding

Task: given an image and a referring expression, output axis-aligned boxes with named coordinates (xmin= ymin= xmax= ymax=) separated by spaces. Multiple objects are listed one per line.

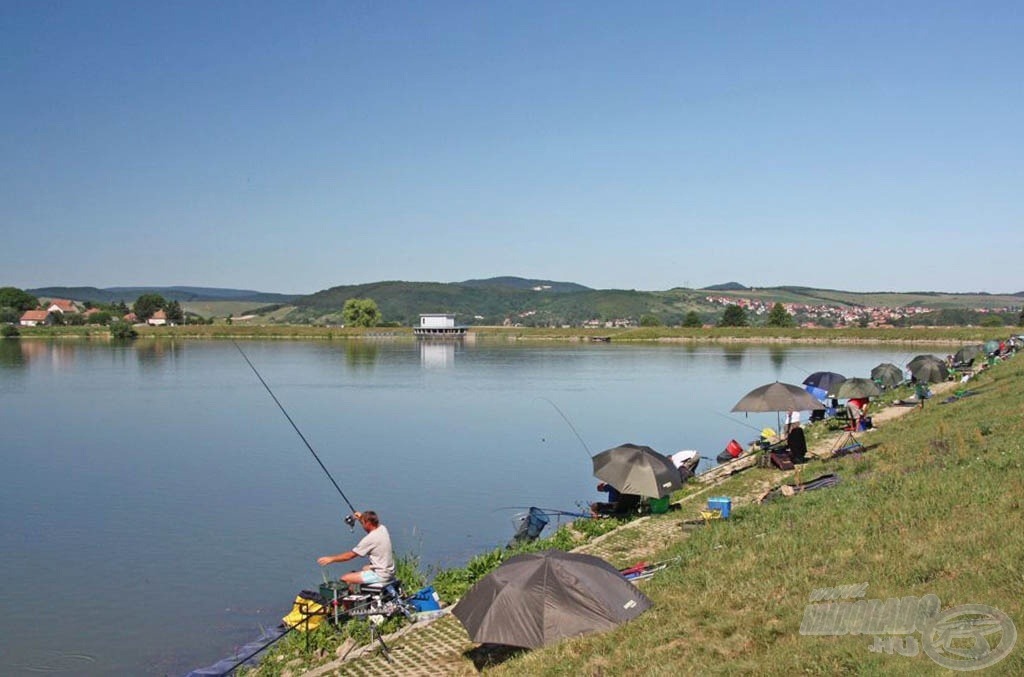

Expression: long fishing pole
xmin=538 ymin=397 xmax=593 ymax=461
xmin=712 ymin=410 xmax=764 ymax=433
xmin=494 ymin=506 xmax=592 ymax=518
xmin=233 ymin=341 xmax=357 ymax=516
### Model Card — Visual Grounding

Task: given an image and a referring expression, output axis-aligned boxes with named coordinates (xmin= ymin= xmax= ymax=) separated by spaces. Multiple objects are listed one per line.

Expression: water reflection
xmin=344 ymin=341 xmax=380 ymax=369
xmin=722 ymin=346 xmax=746 ymax=368
xmin=0 ymin=340 xmax=26 ymax=369
xmin=135 ymin=340 xmax=182 ymax=368
xmin=769 ymin=347 xmax=787 ymax=374
xmin=420 ymin=341 xmax=456 ymax=369
xmin=17 ymin=340 xmax=79 ymax=370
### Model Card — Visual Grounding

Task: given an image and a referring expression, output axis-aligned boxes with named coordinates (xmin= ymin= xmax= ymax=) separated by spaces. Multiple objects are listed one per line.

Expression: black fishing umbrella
xmin=732 ymin=381 xmax=826 ymax=436
xmin=732 ymin=382 xmax=827 ymax=413
xmin=452 ymin=550 xmax=651 ymax=649
xmin=909 ymin=359 xmax=949 ymax=384
xmin=592 ymin=443 xmax=681 ymax=498
xmin=829 ymin=377 xmax=882 ymax=400
xmin=802 ymin=371 xmax=846 ymax=392
xmin=871 ymin=363 xmax=904 ymax=389
xmin=953 ymin=345 xmax=984 ymax=364
xmin=908 ymin=354 xmax=943 ymax=370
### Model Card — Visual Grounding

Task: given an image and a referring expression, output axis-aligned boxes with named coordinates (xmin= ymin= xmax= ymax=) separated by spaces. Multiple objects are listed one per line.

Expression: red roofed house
xmin=20 ymin=310 xmax=51 ymax=327
xmin=46 ymin=299 xmax=79 ymax=315
xmin=147 ymin=309 xmax=168 ymax=326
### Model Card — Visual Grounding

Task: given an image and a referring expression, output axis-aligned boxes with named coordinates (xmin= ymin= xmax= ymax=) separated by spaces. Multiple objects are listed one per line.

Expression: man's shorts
xmin=359 ymin=570 xmax=385 ymax=584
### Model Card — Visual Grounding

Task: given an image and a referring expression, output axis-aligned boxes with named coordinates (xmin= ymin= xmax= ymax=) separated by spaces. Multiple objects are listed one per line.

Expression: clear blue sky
xmin=2 ymin=1 xmax=1022 ymax=294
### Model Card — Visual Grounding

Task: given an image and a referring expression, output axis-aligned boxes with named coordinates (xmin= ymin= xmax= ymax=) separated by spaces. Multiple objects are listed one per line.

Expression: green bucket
xmin=648 ymin=495 xmax=671 ymax=514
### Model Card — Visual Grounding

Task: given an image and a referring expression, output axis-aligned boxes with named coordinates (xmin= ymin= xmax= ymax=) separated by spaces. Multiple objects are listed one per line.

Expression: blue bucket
xmin=708 ymin=497 xmax=732 ymax=519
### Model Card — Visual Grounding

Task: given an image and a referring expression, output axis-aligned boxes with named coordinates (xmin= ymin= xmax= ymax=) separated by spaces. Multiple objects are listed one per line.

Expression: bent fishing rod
xmin=538 ymin=396 xmax=593 ymax=461
xmin=233 ymin=341 xmax=358 ymax=521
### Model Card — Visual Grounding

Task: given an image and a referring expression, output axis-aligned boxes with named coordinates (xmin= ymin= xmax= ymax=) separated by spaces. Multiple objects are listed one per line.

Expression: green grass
xmin=488 ymin=355 xmax=1024 ymax=675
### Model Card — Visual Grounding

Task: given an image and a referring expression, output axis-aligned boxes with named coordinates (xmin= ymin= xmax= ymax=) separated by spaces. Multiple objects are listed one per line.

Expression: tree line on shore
xmin=3 ymin=285 xmax=1023 ymax=335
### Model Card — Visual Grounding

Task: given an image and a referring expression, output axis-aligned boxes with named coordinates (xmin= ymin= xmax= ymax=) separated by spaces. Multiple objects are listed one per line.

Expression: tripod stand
xmin=368 ymin=617 xmax=393 ymax=662
xmin=830 ymin=429 xmax=864 ymax=457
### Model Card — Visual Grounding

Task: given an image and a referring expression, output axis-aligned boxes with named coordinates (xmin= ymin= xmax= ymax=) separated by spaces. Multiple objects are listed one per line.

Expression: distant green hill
xmin=20 ymin=278 xmax=1022 ymax=327
xmin=292 ymin=278 xmax=1022 ymax=327
xmin=460 ymin=276 xmax=591 ymax=293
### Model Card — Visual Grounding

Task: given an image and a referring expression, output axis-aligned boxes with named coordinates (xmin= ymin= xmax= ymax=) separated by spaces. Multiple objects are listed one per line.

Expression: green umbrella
xmin=909 ymin=360 xmax=949 ymax=384
xmin=953 ymin=345 xmax=984 ymax=364
xmin=830 ymin=377 xmax=883 ymax=399
xmin=984 ymin=340 xmax=1001 ymax=355
xmin=871 ymin=363 xmax=904 ymax=389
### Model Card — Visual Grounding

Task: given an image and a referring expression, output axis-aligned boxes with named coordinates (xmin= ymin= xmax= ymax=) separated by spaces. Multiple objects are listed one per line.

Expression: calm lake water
xmin=0 ymin=338 xmax=932 ymax=675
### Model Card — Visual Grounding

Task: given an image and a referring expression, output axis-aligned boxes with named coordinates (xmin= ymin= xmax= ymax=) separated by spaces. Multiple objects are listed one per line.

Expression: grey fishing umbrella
xmin=802 ymin=371 xmax=846 ymax=392
xmin=732 ymin=381 xmax=826 ymax=436
xmin=953 ymin=345 xmax=984 ymax=364
xmin=871 ymin=363 xmax=904 ymax=389
xmin=984 ymin=339 xmax=1001 ymax=355
xmin=452 ymin=550 xmax=652 ymax=649
xmin=731 ymin=381 xmax=827 ymax=413
xmin=909 ymin=359 xmax=949 ymax=383
xmin=908 ymin=354 xmax=943 ymax=370
xmin=829 ymin=377 xmax=882 ymax=400
xmin=591 ymin=443 xmax=682 ymax=498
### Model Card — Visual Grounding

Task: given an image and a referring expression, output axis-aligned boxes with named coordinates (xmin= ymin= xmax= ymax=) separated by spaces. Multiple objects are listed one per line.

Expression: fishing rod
xmin=494 ymin=506 xmax=592 ymax=518
xmin=712 ymin=410 xmax=764 ymax=434
xmin=537 ymin=397 xmax=593 ymax=461
xmin=233 ymin=341 xmax=358 ymax=520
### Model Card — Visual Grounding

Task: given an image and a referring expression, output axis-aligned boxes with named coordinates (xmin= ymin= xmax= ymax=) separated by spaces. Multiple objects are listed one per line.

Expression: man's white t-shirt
xmin=352 ymin=525 xmax=396 ymax=579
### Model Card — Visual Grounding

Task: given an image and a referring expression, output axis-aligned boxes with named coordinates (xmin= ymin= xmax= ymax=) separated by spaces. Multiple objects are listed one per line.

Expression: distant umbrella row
xmin=451 ymin=336 xmax=1022 ymax=653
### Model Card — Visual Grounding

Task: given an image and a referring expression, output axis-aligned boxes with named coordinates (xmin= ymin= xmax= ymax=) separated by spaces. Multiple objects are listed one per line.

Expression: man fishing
xmin=317 ymin=510 xmax=395 ymax=586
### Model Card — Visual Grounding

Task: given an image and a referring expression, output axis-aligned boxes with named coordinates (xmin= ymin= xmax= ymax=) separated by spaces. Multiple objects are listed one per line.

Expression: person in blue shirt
xmin=590 ymin=483 xmax=640 ymax=517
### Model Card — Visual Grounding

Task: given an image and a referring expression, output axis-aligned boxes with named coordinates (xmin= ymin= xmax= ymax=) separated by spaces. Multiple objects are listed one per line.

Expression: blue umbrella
xmin=802 ymin=371 xmax=846 ymax=392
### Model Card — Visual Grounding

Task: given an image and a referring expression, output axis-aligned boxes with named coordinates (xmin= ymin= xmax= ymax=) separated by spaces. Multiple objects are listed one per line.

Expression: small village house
xmin=46 ymin=299 xmax=79 ymax=315
xmin=19 ymin=310 xmax=51 ymax=326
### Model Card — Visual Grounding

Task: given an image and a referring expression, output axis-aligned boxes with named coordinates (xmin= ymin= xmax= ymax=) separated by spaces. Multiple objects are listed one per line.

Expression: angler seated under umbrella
xmin=589 ymin=443 xmax=680 ymax=517
xmin=785 ymin=422 xmax=808 ymax=464
xmin=589 ymin=482 xmax=642 ymax=518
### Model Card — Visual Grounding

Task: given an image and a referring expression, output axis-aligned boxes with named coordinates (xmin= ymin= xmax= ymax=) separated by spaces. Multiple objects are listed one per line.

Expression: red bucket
xmin=725 ymin=439 xmax=743 ymax=458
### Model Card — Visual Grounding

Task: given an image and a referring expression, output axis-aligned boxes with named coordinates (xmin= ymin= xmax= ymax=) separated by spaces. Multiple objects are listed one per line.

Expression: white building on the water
xmin=414 ymin=313 xmax=467 ymax=338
